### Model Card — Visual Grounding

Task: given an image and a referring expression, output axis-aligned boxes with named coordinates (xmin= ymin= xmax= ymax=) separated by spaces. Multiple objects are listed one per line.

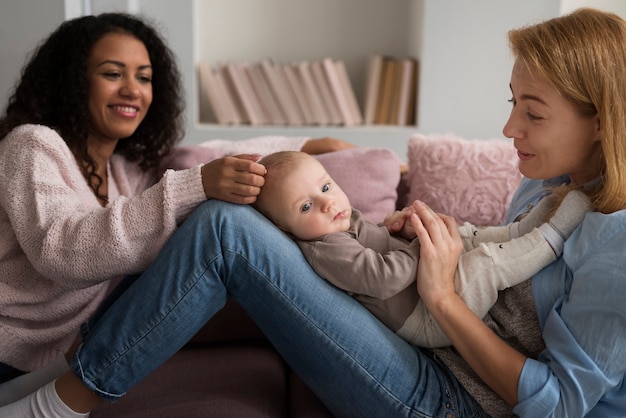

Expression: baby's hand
xmin=200 ymin=154 xmax=266 ymax=204
xmin=384 ymin=201 xmax=420 ymax=239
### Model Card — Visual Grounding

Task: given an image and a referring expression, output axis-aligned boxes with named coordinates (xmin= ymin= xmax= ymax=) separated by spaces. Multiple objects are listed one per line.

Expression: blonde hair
xmin=508 ymin=7 xmax=626 ymax=213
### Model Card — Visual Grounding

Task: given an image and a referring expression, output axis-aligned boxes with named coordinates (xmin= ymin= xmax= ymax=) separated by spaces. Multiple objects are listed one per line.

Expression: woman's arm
xmin=409 ymin=201 xmax=526 ymax=406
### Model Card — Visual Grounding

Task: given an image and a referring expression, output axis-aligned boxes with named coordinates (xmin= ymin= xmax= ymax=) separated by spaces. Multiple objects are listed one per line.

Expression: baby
xmin=253 ymin=151 xmax=591 ymax=348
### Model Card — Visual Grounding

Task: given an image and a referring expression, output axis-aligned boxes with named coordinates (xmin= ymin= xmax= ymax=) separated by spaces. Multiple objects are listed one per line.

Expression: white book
xmin=246 ymin=63 xmax=287 ymax=125
xmin=321 ymin=57 xmax=356 ymax=126
xmin=283 ymin=62 xmax=316 ymax=125
xmin=274 ymin=63 xmax=306 ymax=125
xmin=311 ymin=60 xmax=342 ymax=125
xmin=296 ymin=61 xmax=330 ymax=125
xmin=260 ymin=59 xmax=303 ymax=125
xmin=222 ymin=62 xmax=262 ymax=125
xmin=236 ymin=62 xmax=271 ymax=125
xmin=197 ymin=61 xmax=229 ymax=124
xmin=335 ymin=60 xmax=363 ymax=125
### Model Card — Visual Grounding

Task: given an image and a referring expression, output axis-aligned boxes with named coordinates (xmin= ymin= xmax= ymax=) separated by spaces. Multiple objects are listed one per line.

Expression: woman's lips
xmin=517 ymin=150 xmax=534 ymax=161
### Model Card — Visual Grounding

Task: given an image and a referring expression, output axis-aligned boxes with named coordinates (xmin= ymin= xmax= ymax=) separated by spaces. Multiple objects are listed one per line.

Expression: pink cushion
xmin=159 ymin=145 xmax=403 ymax=224
xmin=406 ymin=133 xmax=522 ymax=226
xmin=314 ymin=148 xmax=402 ymax=223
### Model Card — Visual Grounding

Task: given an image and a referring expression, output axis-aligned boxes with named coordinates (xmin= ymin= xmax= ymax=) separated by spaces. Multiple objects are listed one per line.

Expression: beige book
xmin=363 ymin=54 xmax=384 ymax=125
xmin=374 ymin=57 xmax=397 ymax=125
xmin=395 ymin=58 xmax=418 ymax=126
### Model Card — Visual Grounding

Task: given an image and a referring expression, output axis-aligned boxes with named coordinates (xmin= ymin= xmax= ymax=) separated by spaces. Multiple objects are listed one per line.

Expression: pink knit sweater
xmin=0 ymin=124 xmax=309 ymax=372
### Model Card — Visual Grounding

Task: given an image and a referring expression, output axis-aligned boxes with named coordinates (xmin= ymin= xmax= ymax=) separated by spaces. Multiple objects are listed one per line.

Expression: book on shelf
xmin=218 ymin=62 xmax=250 ymax=125
xmin=366 ymin=54 xmax=419 ymax=126
xmin=222 ymin=62 xmax=265 ymax=125
xmin=335 ymin=60 xmax=364 ymax=125
xmin=246 ymin=63 xmax=288 ymax=125
xmin=197 ymin=61 xmax=241 ymax=124
xmin=283 ymin=63 xmax=317 ymax=125
xmin=274 ymin=63 xmax=307 ymax=125
xmin=198 ymin=56 xmax=376 ymax=127
xmin=296 ymin=61 xmax=331 ymax=125
xmin=260 ymin=59 xmax=303 ymax=125
xmin=395 ymin=58 xmax=418 ymax=126
xmin=374 ymin=57 xmax=396 ymax=124
xmin=321 ymin=57 xmax=358 ymax=126
xmin=311 ymin=60 xmax=343 ymax=126
xmin=363 ymin=54 xmax=384 ymax=125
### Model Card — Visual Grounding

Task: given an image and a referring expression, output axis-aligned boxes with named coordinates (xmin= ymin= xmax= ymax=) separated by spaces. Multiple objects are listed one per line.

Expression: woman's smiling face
xmin=502 ymin=58 xmax=602 ymax=185
xmin=86 ymin=32 xmax=153 ymax=145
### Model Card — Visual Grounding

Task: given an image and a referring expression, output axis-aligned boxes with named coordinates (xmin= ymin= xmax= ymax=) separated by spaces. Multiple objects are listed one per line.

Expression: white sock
xmin=0 ymin=380 xmax=89 ymax=418
xmin=0 ymin=356 xmax=69 ymax=406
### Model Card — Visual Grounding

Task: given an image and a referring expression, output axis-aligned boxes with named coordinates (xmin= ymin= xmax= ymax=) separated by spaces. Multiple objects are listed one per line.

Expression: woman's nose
xmin=119 ymin=79 xmax=140 ymax=98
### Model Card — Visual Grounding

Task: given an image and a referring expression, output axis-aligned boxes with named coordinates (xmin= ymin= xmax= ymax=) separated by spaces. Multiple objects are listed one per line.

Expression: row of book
xmin=197 ymin=55 xmax=418 ymax=127
xmin=362 ymin=54 xmax=419 ymax=126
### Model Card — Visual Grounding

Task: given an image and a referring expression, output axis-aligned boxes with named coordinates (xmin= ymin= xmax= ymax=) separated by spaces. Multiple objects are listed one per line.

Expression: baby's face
xmin=275 ymin=156 xmax=352 ymax=240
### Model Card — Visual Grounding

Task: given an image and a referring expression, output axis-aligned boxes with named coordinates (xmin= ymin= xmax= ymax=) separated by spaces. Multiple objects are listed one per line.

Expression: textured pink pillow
xmin=407 ymin=133 xmax=522 ymax=226
xmin=159 ymin=145 xmax=402 ymax=224
xmin=315 ymin=148 xmax=402 ymax=223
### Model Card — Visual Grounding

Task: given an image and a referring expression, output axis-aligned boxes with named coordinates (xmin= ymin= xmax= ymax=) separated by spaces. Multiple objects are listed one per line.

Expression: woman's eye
xmin=508 ymin=98 xmax=516 ymax=106
xmin=301 ymin=202 xmax=312 ymax=213
xmin=138 ymin=74 xmax=152 ymax=83
xmin=322 ymin=183 xmax=330 ymax=192
xmin=104 ymin=72 xmax=121 ymax=79
xmin=527 ymin=112 xmax=542 ymax=121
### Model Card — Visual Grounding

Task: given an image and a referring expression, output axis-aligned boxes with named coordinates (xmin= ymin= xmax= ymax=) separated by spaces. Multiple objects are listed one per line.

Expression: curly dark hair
xmin=0 ymin=13 xmax=185 ymax=202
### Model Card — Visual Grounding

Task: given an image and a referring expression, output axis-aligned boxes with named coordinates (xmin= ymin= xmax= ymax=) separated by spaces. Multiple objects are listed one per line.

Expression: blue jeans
xmin=72 ymin=200 xmax=488 ymax=418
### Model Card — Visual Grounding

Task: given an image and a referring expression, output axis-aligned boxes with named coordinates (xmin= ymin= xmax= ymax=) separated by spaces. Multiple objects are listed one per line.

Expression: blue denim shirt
xmin=507 ymin=178 xmax=626 ymax=417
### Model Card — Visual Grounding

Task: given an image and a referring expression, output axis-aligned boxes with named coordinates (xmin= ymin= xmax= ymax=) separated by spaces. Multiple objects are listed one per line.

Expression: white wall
xmin=417 ymin=1 xmax=560 ymax=139
xmin=561 ymin=0 xmax=626 ymax=15
xmin=0 ymin=0 xmax=65 ymax=106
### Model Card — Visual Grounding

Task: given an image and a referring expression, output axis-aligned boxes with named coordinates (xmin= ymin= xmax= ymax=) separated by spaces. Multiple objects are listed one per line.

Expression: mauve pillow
xmin=407 ymin=133 xmax=522 ymax=226
xmin=158 ymin=145 xmax=403 ymax=224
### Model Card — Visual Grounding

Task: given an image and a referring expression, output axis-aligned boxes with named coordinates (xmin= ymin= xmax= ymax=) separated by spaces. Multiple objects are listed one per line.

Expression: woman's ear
xmin=594 ymin=114 xmax=602 ymax=142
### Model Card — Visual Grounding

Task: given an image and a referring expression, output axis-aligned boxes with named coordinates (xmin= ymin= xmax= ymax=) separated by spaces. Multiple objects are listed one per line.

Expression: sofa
xmin=91 ymin=133 xmax=522 ymax=417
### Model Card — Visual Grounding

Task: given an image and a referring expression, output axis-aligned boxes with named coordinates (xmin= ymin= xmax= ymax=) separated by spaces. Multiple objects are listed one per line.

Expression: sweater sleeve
xmin=298 ymin=213 xmax=419 ymax=299
xmin=0 ymin=125 xmax=206 ymax=288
